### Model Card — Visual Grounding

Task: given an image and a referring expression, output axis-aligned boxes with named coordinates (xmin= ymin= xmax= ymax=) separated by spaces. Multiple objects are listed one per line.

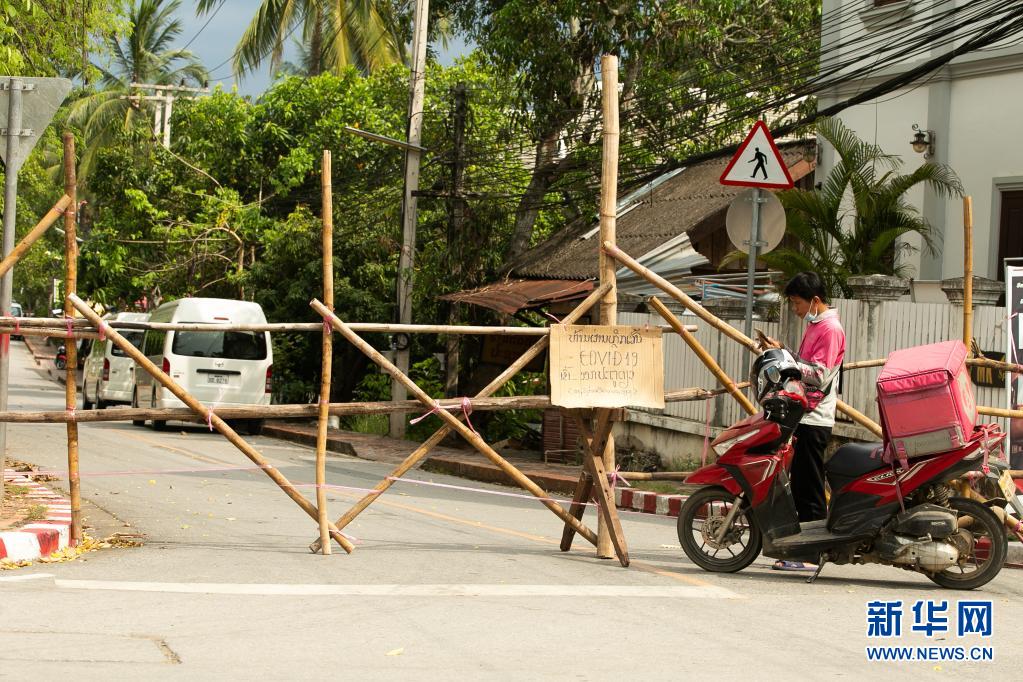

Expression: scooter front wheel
xmin=678 ymin=486 xmax=762 ymax=573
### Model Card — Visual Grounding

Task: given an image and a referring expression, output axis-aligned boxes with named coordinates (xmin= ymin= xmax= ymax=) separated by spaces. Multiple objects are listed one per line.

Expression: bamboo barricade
xmin=602 ymin=240 xmax=886 ymax=438
xmin=0 ymin=317 xmax=693 ymax=336
xmin=315 ymin=150 xmax=333 ymax=554
xmin=594 ymin=53 xmax=620 ymax=560
xmin=0 ymin=194 xmax=73 ymax=280
xmin=307 ymin=282 xmax=612 ymax=553
xmin=649 ymin=296 xmax=756 ymax=415
xmin=963 ymin=196 xmax=974 ymax=346
xmin=67 ymin=294 xmax=355 ymax=553
xmin=308 ymin=282 xmax=613 ymax=556
xmin=63 ymin=133 xmax=82 ymax=543
xmin=312 ymin=299 xmax=630 ymax=563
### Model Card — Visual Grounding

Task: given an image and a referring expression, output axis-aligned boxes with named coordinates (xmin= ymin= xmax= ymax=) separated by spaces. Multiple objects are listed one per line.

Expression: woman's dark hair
xmin=784 ymin=272 xmax=829 ymax=303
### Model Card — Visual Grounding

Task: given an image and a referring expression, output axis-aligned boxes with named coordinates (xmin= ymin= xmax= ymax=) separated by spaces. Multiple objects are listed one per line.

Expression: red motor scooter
xmin=677 ymin=349 xmax=1008 ymax=589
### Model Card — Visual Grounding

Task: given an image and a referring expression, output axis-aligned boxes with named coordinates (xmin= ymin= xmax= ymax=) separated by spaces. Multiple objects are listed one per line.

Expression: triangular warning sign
xmin=719 ymin=121 xmax=794 ymax=190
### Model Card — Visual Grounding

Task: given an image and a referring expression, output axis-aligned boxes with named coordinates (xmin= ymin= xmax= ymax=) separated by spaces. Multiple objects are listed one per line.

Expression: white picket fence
xmin=620 ymin=298 xmax=1010 ymax=437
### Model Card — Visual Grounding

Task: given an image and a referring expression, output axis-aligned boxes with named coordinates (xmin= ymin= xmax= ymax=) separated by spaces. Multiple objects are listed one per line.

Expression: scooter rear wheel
xmin=678 ymin=486 xmax=762 ymax=573
xmin=927 ymin=497 xmax=1007 ymax=590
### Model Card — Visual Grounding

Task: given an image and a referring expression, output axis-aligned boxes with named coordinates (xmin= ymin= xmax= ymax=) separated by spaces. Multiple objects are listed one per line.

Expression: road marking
xmin=46 ymin=579 xmax=738 ymax=598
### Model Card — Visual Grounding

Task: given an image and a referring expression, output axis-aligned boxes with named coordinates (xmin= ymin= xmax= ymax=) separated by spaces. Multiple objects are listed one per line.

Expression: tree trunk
xmin=504 ymin=131 xmax=562 ymax=263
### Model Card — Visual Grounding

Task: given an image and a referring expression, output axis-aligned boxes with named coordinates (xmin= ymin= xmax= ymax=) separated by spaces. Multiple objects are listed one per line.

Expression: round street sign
xmin=726 ymin=189 xmax=786 ymax=254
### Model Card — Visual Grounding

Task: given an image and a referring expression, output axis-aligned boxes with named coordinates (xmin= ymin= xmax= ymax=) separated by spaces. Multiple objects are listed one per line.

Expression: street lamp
xmin=910 ymin=124 xmax=935 ymax=159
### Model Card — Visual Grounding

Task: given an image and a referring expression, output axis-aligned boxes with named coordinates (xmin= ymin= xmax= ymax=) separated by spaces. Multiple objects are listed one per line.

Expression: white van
xmin=82 ymin=312 xmax=150 ymax=408
xmin=132 ymin=298 xmax=273 ymax=434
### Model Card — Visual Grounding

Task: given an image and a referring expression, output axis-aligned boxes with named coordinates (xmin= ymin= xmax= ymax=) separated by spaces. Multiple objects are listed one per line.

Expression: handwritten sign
xmin=549 ymin=324 xmax=664 ymax=409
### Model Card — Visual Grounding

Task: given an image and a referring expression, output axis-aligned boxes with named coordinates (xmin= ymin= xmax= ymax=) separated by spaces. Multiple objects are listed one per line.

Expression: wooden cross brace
xmin=312 ymin=298 xmax=621 ymax=558
xmin=67 ymin=294 xmax=356 ymax=553
xmin=307 ymin=283 xmax=612 ymax=553
xmin=558 ymin=408 xmax=630 ymax=566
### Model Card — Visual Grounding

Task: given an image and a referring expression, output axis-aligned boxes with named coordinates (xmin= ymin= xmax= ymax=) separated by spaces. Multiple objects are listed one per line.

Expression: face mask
xmin=805 ymin=299 xmax=821 ymax=323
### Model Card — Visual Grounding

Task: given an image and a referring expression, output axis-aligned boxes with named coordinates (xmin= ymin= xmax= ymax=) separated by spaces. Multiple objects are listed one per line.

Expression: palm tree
xmin=753 ymin=117 xmax=964 ymax=297
xmin=67 ymin=0 xmax=208 ymax=179
xmin=196 ymin=0 xmax=402 ymax=78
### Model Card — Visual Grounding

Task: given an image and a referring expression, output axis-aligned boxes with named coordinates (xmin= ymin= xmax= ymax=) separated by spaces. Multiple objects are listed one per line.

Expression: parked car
xmin=10 ymin=301 xmax=23 ymax=340
xmin=82 ymin=312 xmax=150 ymax=409
xmin=132 ymin=298 xmax=272 ymax=434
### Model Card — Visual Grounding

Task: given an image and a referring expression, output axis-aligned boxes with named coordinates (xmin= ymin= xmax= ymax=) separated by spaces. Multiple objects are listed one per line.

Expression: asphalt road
xmin=1 ymin=341 xmax=1021 ymax=680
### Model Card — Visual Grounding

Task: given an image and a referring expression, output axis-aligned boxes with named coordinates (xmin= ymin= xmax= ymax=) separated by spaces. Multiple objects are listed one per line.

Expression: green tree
xmin=196 ymin=0 xmax=402 ymax=77
xmin=754 ymin=117 xmax=964 ymax=297
xmin=438 ymin=0 xmax=822 ymax=263
xmin=67 ymin=0 xmax=208 ymax=179
xmin=0 ymin=0 xmax=126 ymax=80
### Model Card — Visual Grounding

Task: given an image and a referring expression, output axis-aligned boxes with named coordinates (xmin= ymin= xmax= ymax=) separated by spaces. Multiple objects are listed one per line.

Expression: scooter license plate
xmin=207 ymin=373 xmax=229 ymax=385
xmin=998 ymin=470 xmax=1017 ymax=499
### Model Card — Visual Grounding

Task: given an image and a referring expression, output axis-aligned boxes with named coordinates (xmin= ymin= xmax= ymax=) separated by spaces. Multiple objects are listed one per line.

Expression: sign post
xmin=0 ymin=76 xmax=71 ymax=504
xmin=719 ymin=120 xmax=794 ymax=339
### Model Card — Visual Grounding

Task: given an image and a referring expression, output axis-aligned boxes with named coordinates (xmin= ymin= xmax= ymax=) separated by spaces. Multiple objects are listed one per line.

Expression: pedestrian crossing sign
xmin=719 ymin=120 xmax=794 ymax=189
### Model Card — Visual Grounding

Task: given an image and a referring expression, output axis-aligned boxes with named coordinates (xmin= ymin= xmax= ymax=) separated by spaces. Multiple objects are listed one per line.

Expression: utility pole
xmin=126 ymin=82 xmax=209 ymax=148
xmin=390 ymin=0 xmax=430 ymax=437
xmin=445 ymin=83 xmax=468 ymax=397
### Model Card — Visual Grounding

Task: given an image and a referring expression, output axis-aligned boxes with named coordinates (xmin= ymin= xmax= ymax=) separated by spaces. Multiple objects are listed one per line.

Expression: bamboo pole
xmin=311 ymin=299 xmax=602 ymax=548
xmin=315 ymin=150 xmax=333 ymax=555
xmin=596 ymin=53 xmax=620 ymax=560
xmin=0 ymin=194 xmax=73 ymax=280
xmin=963 ymin=196 xmax=974 ymax=347
xmin=0 ymin=389 xmax=743 ymax=424
xmin=308 ymin=282 xmax=613 ymax=552
xmin=67 ymin=293 xmax=355 ymax=553
xmin=4 ymin=317 xmax=694 ymax=336
xmin=63 ymin=133 xmax=82 ymax=544
xmin=605 ymin=240 xmax=885 ymax=437
xmin=839 ymin=356 xmax=1023 ymax=376
xmin=649 ymin=296 xmax=755 ymax=415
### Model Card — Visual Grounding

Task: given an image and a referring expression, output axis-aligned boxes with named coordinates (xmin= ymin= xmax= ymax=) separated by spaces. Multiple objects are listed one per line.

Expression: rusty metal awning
xmin=441 ymin=279 xmax=595 ymax=314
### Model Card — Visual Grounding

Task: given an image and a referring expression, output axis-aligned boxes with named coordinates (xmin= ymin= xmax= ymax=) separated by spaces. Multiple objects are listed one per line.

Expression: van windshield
xmin=171 ymin=331 xmax=267 ymax=360
xmin=110 ymin=332 xmax=145 ymax=357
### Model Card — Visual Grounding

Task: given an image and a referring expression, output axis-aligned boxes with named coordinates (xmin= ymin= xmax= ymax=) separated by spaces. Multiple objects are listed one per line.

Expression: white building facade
xmin=819 ymin=0 xmax=1023 ymax=298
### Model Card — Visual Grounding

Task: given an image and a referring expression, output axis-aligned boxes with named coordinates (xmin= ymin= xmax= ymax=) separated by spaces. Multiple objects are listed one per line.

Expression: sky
xmin=174 ymin=1 xmax=470 ymax=98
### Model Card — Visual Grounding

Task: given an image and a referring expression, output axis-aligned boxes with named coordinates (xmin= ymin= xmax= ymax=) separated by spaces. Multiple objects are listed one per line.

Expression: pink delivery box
xmin=876 ymin=340 xmax=977 ymax=458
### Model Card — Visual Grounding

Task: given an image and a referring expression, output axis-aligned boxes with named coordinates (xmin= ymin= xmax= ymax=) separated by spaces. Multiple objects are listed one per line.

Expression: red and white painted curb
xmin=615 ymin=487 xmax=686 ymax=518
xmin=1 ymin=469 xmax=72 ymax=562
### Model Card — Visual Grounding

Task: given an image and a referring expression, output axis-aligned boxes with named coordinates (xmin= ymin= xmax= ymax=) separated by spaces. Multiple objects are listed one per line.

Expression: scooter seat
xmin=825 ymin=442 xmax=885 ymax=492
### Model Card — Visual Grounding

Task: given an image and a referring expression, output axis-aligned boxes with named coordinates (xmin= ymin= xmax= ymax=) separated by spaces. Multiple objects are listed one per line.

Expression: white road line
xmin=36 ymin=580 xmax=740 ymax=598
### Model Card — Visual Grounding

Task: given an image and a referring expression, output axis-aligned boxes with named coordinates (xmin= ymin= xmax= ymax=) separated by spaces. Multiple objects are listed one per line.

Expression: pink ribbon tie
xmin=206 ymin=409 xmax=214 ymax=431
xmin=98 ymin=322 xmax=106 ymax=341
xmin=609 ymin=465 xmax=631 ymax=489
xmin=66 ymin=317 xmax=74 ymax=338
xmin=410 ymin=397 xmax=479 ymax=435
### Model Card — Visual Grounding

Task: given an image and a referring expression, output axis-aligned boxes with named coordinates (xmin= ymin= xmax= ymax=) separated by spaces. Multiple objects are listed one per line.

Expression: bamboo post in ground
xmin=68 ymin=294 xmax=355 ymax=553
xmin=307 ymin=282 xmax=612 ymax=552
xmin=649 ymin=296 xmax=755 ymax=415
xmin=963 ymin=196 xmax=974 ymax=347
xmin=595 ymin=53 xmax=620 ymax=560
xmin=604 ymin=240 xmax=884 ymax=437
xmin=312 ymin=299 xmax=604 ymax=550
xmin=62 ymin=133 xmax=82 ymax=544
xmin=314 ymin=150 xmax=333 ymax=555
xmin=0 ymin=195 xmax=73 ymax=280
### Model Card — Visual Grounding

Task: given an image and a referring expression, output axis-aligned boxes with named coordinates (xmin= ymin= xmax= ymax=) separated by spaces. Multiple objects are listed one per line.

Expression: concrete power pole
xmin=127 ymin=82 xmax=209 ymax=148
xmin=390 ymin=0 xmax=430 ymax=437
xmin=444 ymin=83 xmax=468 ymax=397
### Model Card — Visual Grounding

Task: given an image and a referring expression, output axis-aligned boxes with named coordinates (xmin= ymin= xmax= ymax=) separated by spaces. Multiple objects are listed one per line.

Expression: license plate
xmin=999 ymin=471 xmax=1017 ymax=499
xmin=207 ymin=373 xmax=229 ymax=385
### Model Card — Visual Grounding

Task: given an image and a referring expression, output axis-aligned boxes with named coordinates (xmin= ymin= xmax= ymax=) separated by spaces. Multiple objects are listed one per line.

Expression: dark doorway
xmin=997 ymin=190 xmax=1023 ymax=281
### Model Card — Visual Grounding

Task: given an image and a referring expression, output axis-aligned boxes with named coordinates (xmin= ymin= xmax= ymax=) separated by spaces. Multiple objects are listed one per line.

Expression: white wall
xmin=821 ymin=0 xmax=1023 ymax=282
